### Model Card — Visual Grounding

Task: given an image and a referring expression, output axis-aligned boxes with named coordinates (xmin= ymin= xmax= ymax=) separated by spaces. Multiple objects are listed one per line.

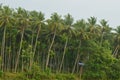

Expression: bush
xmin=55 ymin=73 xmax=76 ymax=80
xmin=25 ymin=63 xmax=41 ymax=80
xmin=2 ymin=72 xmax=27 ymax=80
xmin=0 ymin=70 xmax=3 ymax=78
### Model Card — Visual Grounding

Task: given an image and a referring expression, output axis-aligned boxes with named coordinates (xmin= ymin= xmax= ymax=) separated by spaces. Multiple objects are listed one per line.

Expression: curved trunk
xmin=30 ymin=25 xmax=41 ymax=70
xmin=46 ymin=29 xmax=56 ymax=69
xmin=59 ymin=37 xmax=68 ymax=72
xmin=15 ymin=27 xmax=25 ymax=72
xmin=33 ymin=25 xmax=41 ymax=58
xmin=72 ymin=40 xmax=81 ymax=74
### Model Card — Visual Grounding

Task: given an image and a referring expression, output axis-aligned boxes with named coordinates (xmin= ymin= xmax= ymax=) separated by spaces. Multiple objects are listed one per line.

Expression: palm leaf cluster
xmin=0 ymin=5 xmax=120 ymax=79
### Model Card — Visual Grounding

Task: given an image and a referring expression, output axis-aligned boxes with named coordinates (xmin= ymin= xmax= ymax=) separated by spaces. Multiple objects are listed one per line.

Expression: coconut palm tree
xmin=72 ymin=19 xmax=88 ymax=74
xmin=29 ymin=11 xmax=45 ymax=69
xmin=99 ymin=19 xmax=111 ymax=46
xmin=0 ymin=6 xmax=14 ymax=71
xmin=45 ymin=13 xmax=63 ymax=69
xmin=59 ymin=14 xmax=76 ymax=72
xmin=87 ymin=17 xmax=100 ymax=39
xmin=14 ymin=7 xmax=30 ymax=72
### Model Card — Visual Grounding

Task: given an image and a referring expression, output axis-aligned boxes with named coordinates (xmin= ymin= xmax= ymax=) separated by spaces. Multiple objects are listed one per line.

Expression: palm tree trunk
xmin=29 ymin=29 xmax=34 ymax=70
xmin=72 ymin=40 xmax=81 ymax=74
xmin=15 ymin=27 xmax=25 ymax=72
xmin=7 ymin=48 xmax=11 ymax=72
xmin=33 ymin=25 xmax=41 ymax=55
xmin=46 ymin=29 xmax=56 ymax=69
xmin=7 ymin=32 xmax=12 ymax=72
xmin=12 ymin=41 xmax=16 ymax=72
xmin=59 ymin=37 xmax=68 ymax=72
xmin=72 ymin=54 xmax=79 ymax=73
xmin=79 ymin=66 xmax=83 ymax=80
xmin=30 ymin=25 xmax=41 ymax=69
xmin=1 ymin=26 xmax=6 ymax=71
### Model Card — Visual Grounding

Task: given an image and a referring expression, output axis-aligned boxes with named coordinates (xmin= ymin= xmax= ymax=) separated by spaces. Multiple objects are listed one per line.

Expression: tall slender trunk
xmin=12 ymin=41 xmax=16 ymax=72
xmin=1 ymin=26 xmax=6 ymax=71
xmin=77 ymin=56 xmax=80 ymax=73
xmin=7 ymin=47 xmax=11 ymax=72
xmin=4 ymin=46 xmax=6 ymax=71
xmin=72 ymin=40 xmax=81 ymax=74
xmin=21 ymin=56 xmax=24 ymax=72
xmin=30 ymin=25 xmax=41 ymax=70
xmin=42 ymin=50 xmax=45 ymax=70
xmin=15 ymin=27 xmax=25 ymax=72
xmin=59 ymin=37 xmax=68 ymax=72
xmin=56 ymin=48 xmax=60 ymax=73
xmin=79 ymin=66 xmax=83 ymax=80
xmin=33 ymin=25 xmax=41 ymax=57
xmin=7 ymin=31 xmax=12 ymax=72
xmin=29 ymin=29 xmax=34 ymax=70
xmin=46 ymin=29 xmax=56 ymax=69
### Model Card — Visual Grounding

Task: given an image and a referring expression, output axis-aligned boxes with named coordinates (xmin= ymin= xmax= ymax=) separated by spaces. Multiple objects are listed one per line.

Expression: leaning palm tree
xmin=14 ymin=7 xmax=30 ymax=72
xmin=59 ymin=14 xmax=76 ymax=72
xmin=29 ymin=11 xmax=45 ymax=69
xmin=45 ymin=13 xmax=63 ymax=69
xmin=72 ymin=19 xmax=88 ymax=74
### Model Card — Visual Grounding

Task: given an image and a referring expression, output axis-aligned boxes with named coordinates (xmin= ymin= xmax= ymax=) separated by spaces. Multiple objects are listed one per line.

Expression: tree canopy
xmin=0 ymin=5 xmax=120 ymax=80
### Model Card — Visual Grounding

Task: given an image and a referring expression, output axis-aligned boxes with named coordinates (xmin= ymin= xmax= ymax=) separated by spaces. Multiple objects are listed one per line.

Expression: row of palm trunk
xmin=0 ymin=6 xmax=120 ymax=74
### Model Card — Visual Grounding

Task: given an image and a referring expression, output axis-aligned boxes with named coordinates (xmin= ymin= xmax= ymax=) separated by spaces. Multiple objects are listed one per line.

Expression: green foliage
xmin=83 ymin=41 xmax=116 ymax=80
xmin=106 ymin=59 xmax=120 ymax=80
xmin=0 ymin=5 xmax=120 ymax=80
xmin=25 ymin=63 xmax=41 ymax=80
xmin=2 ymin=72 xmax=27 ymax=80
xmin=22 ymin=45 xmax=33 ymax=58
xmin=44 ymin=68 xmax=52 ymax=75
xmin=50 ymin=50 xmax=55 ymax=57
xmin=0 ymin=70 xmax=3 ymax=78
xmin=55 ymin=73 xmax=76 ymax=80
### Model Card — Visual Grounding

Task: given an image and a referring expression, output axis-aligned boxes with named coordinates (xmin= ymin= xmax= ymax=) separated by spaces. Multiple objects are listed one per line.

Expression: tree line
xmin=0 ymin=5 xmax=120 ymax=79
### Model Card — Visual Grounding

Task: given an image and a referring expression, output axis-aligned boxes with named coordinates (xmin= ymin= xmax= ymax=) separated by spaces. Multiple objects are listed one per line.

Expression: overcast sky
xmin=0 ymin=0 xmax=120 ymax=27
